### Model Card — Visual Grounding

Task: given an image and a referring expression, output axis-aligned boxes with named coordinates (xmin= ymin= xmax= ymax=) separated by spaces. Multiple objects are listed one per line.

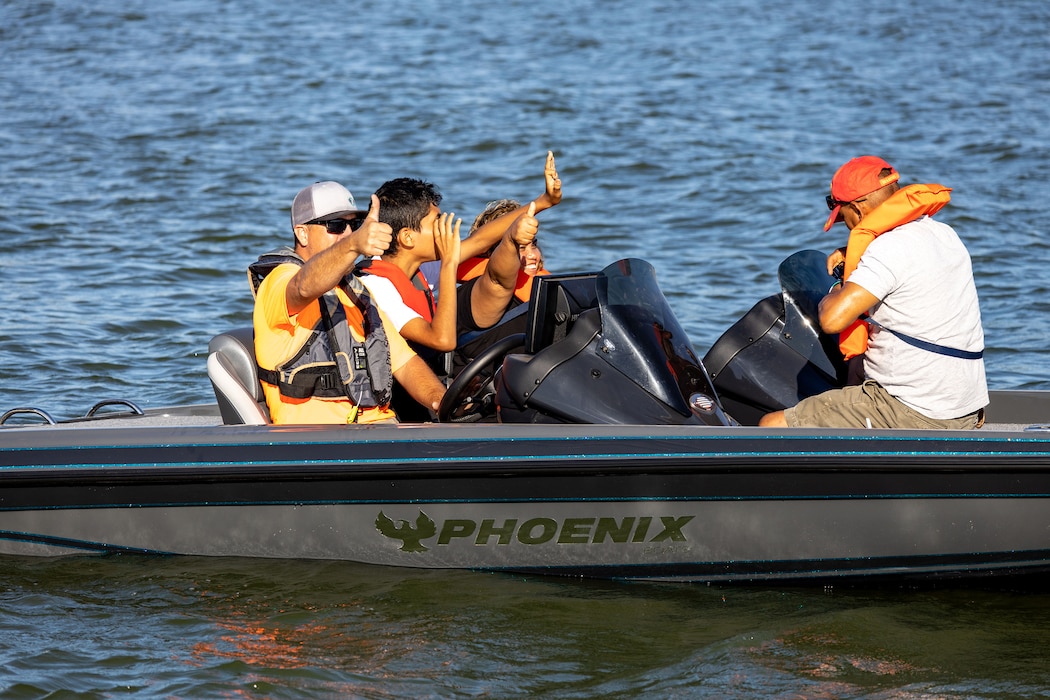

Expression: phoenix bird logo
xmin=375 ymin=510 xmax=437 ymax=552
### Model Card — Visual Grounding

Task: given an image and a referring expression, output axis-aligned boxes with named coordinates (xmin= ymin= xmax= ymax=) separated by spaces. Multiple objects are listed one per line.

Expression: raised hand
xmin=435 ymin=211 xmax=462 ymax=265
xmin=509 ymin=201 xmax=538 ymax=246
xmin=352 ymin=194 xmax=394 ymax=258
xmin=536 ymin=150 xmax=562 ymax=210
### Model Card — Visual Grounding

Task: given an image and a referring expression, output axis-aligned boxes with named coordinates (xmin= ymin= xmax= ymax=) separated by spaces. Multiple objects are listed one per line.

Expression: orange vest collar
xmin=457 ymin=256 xmax=488 ymax=282
xmin=843 ymin=184 xmax=952 ymax=279
xmin=364 ymin=258 xmax=434 ymax=321
xmin=454 ymin=256 xmax=548 ymax=303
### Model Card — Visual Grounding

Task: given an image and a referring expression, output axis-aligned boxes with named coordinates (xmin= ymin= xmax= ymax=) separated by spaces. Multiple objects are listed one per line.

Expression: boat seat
xmin=207 ymin=327 xmax=270 ymax=425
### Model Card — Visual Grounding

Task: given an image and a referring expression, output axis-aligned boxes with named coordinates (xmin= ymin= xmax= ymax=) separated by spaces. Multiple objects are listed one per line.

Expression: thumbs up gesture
xmin=509 ymin=201 xmax=538 ymax=247
xmin=352 ymin=194 xmax=393 ymax=258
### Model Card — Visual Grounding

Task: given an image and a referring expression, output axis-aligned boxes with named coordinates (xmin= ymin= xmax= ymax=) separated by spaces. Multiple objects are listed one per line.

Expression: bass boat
xmin=2 ymin=252 xmax=1049 ymax=583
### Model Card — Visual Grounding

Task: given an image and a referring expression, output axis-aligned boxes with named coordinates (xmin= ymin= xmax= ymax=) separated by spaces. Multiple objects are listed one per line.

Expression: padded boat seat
xmin=207 ymin=327 xmax=270 ymax=425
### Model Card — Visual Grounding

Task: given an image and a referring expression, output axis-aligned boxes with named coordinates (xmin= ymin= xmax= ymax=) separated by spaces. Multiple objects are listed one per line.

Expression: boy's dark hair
xmin=374 ymin=178 xmax=442 ymax=256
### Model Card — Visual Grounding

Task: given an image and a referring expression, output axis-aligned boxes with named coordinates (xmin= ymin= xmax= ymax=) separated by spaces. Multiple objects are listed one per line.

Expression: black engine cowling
xmin=494 ymin=260 xmax=731 ymax=426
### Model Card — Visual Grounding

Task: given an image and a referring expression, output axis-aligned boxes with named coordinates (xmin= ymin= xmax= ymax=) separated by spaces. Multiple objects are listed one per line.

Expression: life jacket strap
xmin=869 ymin=320 xmax=983 ymax=360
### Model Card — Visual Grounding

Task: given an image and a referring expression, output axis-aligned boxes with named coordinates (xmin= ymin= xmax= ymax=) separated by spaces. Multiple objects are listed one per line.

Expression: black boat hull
xmin=4 ymin=420 xmax=1050 ymax=582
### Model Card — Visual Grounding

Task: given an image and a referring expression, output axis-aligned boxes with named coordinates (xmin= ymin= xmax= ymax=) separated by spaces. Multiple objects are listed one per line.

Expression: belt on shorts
xmin=955 ymin=406 xmax=986 ymax=428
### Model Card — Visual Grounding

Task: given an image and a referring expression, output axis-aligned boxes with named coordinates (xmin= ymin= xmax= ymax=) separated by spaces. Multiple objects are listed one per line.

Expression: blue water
xmin=3 ymin=0 xmax=1050 ymax=696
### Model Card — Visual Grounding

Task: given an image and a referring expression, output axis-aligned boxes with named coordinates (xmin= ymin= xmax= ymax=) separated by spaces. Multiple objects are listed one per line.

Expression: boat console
xmin=522 ymin=271 xmax=599 ymax=354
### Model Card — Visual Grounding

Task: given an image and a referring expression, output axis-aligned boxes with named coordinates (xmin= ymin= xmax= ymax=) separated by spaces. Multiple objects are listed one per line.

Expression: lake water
xmin=2 ymin=0 xmax=1050 ymax=696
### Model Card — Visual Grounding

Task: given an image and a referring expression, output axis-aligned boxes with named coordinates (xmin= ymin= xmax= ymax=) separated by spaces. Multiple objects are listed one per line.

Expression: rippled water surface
xmin=4 ymin=557 xmax=1050 ymax=698
xmin=3 ymin=0 xmax=1050 ymax=696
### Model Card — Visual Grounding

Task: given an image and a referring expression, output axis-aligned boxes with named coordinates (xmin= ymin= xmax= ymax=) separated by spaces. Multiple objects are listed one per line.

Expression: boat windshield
xmin=595 ymin=259 xmax=702 ymax=413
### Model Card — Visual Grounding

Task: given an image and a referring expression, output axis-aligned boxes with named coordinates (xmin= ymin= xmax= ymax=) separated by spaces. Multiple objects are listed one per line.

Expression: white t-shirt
xmin=847 ymin=216 xmax=988 ymax=419
xmin=359 ymin=270 xmax=422 ymax=333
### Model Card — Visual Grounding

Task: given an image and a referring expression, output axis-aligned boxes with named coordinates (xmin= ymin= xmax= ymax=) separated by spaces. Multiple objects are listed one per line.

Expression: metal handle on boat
xmin=85 ymin=399 xmax=144 ymax=418
xmin=0 ymin=407 xmax=57 ymax=425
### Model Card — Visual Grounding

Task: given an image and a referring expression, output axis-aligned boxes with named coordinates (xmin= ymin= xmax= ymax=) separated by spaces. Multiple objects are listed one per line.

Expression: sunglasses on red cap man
xmin=823 ymin=156 xmax=900 ymax=231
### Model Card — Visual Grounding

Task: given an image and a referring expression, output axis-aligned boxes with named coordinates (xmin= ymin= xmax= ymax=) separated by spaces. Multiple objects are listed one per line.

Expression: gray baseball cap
xmin=290 ymin=181 xmax=367 ymax=227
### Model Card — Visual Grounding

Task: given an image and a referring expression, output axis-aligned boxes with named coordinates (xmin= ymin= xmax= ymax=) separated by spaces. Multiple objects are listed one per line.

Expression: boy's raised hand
xmin=435 ymin=211 xmax=463 ymax=265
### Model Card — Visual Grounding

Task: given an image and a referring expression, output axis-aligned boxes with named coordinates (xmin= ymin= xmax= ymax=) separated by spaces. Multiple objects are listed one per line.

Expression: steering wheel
xmin=438 ymin=333 xmax=526 ymax=423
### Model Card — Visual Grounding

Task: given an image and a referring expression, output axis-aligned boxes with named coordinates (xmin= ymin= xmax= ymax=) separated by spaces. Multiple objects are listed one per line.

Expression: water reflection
xmin=6 ymin=556 xmax=1050 ymax=695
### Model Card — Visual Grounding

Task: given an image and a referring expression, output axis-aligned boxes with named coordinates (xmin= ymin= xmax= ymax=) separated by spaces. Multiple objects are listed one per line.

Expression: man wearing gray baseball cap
xmin=249 ymin=181 xmax=446 ymax=424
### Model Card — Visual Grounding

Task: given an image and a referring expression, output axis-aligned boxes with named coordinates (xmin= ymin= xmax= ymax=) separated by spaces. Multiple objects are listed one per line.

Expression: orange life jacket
xmin=837 ymin=183 xmax=952 ymax=359
xmin=456 ymin=256 xmax=487 ymax=282
xmin=358 ymin=259 xmax=434 ymax=321
xmin=456 ymin=256 xmax=549 ymax=303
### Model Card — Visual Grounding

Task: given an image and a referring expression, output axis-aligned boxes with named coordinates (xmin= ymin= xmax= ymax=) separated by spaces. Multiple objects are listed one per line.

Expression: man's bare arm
xmin=818 ymin=282 xmax=879 ymax=334
xmin=286 ymin=195 xmax=392 ymax=315
xmin=393 ymin=355 xmax=446 ymax=414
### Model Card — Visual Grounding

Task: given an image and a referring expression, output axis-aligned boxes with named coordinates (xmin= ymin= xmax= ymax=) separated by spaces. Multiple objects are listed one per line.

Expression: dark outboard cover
xmin=496 ymin=259 xmax=731 ymax=426
xmin=702 ymin=250 xmax=847 ymax=425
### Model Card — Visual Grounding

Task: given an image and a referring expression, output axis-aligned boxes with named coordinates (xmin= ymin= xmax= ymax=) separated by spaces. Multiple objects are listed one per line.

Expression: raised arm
xmin=468 ymin=202 xmax=538 ymax=329
xmin=398 ymin=212 xmax=462 ymax=351
xmin=460 ymin=151 xmax=562 ymax=260
xmin=286 ymin=195 xmax=392 ymax=315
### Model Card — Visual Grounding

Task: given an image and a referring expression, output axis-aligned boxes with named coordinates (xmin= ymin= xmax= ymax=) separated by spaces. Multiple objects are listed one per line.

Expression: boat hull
xmin=4 ymin=421 xmax=1050 ymax=582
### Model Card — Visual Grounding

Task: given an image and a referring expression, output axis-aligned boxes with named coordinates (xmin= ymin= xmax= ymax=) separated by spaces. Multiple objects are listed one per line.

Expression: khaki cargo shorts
xmin=784 ymin=380 xmax=984 ymax=430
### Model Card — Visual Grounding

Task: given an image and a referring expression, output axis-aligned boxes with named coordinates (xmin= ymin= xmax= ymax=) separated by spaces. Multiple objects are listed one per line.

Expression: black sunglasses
xmin=825 ymin=194 xmax=849 ymax=211
xmin=311 ymin=217 xmax=366 ymax=234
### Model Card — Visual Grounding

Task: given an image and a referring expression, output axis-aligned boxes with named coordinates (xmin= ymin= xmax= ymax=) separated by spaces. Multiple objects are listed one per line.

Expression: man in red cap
xmin=759 ymin=156 xmax=988 ymax=429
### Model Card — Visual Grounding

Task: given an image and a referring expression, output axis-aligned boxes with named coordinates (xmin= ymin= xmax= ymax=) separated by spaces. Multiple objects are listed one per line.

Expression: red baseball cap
xmin=823 ymin=156 xmax=900 ymax=231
